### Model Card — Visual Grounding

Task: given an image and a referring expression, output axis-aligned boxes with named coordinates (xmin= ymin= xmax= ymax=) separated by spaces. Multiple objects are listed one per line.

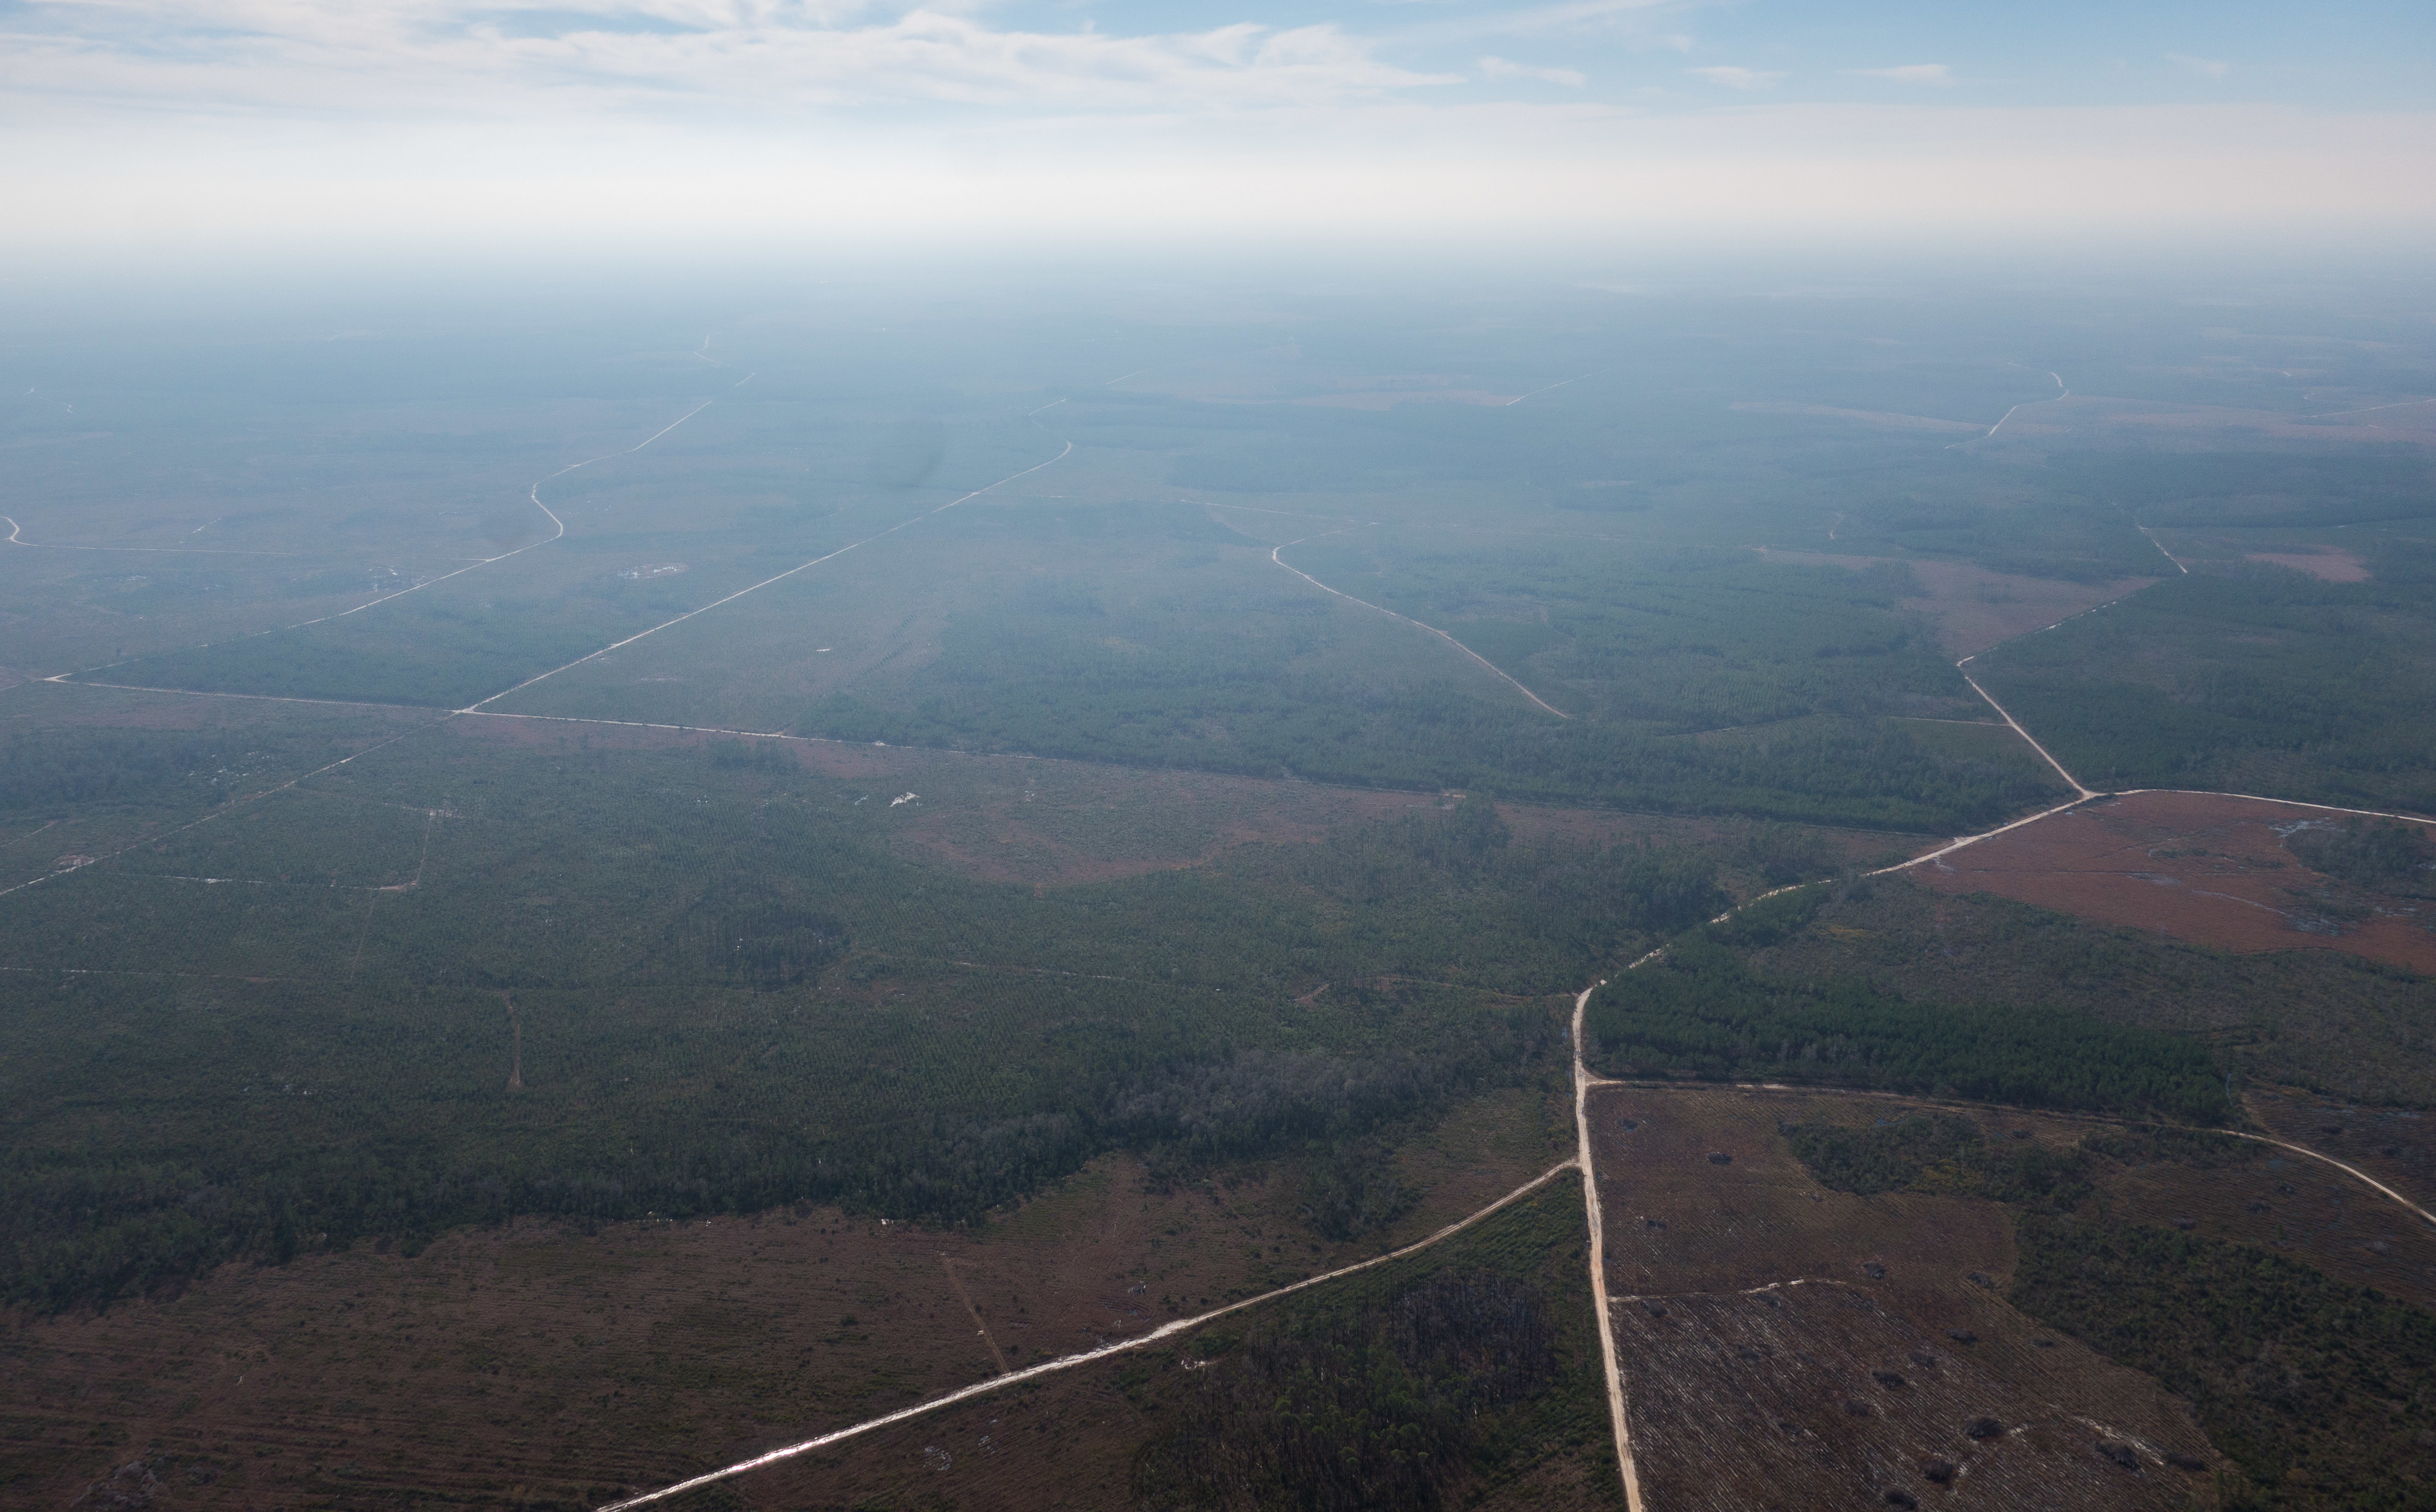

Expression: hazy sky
xmin=5 ymin=0 xmax=2433 ymax=260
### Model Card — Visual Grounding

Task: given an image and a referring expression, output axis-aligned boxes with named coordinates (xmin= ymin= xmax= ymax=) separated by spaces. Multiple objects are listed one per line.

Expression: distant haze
xmin=3 ymin=0 xmax=2432 ymax=264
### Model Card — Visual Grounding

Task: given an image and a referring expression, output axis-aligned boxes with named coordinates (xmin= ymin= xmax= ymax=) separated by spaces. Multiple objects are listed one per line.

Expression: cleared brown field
xmin=5 ymin=1083 xmax=1571 ymax=1510
xmin=1915 ymin=789 xmax=2436 ymax=973
xmin=1589 ymin=1086 xmax=2224 ymax=1511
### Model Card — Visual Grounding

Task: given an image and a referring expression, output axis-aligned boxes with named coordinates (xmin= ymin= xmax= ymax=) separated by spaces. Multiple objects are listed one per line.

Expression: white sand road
xmin=8 ymin=371 xmax=2436 ymax=1508
xmin=592 ymin=1159 xmax=1582 ymax=1512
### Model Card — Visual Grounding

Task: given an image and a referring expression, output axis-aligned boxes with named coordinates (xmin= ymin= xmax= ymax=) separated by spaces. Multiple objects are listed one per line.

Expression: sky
xmin=4 ymin=0 xmax=2433 ymax=264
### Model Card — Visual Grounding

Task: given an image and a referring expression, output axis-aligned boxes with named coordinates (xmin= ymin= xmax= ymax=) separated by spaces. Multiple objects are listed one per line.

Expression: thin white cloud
xmin=0 ymin=3 xmax=1464 ymax=118
xmin=1847 ymin=63 xmax=1950 ymax=86
xmin=1418 ymin=0 xmax=1702 ymax=46
xmin=1479 ymin=0 xmax=1685 ymax=37
xmin=1480 ymin=55 xmax=1586 ymax=87
xmin=1686 ymin=65 xmax=1782 ymax=90
xmin=2167 ymin=53 xmax=2230 ymax=79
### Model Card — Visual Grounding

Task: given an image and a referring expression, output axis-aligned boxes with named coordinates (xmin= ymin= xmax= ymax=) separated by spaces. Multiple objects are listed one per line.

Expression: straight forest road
xmin=1573 ymin=980 xmax=1644 ymax=1512
xmin=593 ymin=1159 xmax=1580 ymax=1511
xmin=1268 ymin=529 xmax=1573 ymax=719
xmin=39 ymin=380 xmax=743 ymax=688
xmin=16 ymin=369 xmax=2436 ymax=1510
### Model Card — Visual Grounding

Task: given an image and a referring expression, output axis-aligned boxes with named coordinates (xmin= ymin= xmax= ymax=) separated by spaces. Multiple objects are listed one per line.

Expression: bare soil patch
xmin=1913 ymin=789 xmax=2436 ymax=972
xmin=1590 ymin=1086 xmax=2222 ymax=1511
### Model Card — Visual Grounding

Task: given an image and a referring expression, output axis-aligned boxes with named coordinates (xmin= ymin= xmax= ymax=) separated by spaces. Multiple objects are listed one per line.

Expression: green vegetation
xmin=1584 ymin=890 xmax=2232 ymax=1120
xmin=1972 ymin=554 xmax=2436 ymax=812
xmin=0 ymin=737 xmax=1743 ymax=1309
xmin=1783 ymin=1112 xmax=2095 ymax=1209
xmin=1747 ymin=875 xmax=2436 ymax=1106
xmin=2076 ymin=1125 xmax=2258 ymax=1169
xmin=2012 ymin=1216 xmax=2436 ymax=1510
xmin=2285 ymin=817 xmax=2436 ymax=897
xmin=14 ymin=282 xmax=2436 ymax=1506
xmin=2 ymin=729 xmax=220 ymax=810
xmin=792 ymin=534 xmax=2062 ymax=831
xmin=2044 ymin=447 xmax=2436 ymax=532
xmin=1281 ymin=540 xmax=1965 ymax=730
xmin=1134 ymin=1180 xmax=1621 ymax=1511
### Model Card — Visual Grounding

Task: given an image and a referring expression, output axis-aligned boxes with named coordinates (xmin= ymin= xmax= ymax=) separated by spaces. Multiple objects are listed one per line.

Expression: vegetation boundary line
xmin=1208 ymin=498 xmax=1664 ymax=550
xmin=594 ymin=1159 xmax=1578 ymax=1512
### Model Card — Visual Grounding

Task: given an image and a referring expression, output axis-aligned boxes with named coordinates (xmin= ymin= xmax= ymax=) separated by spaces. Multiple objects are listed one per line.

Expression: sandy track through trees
xmin=593 ymin=1159 xmax=1577 ymax=1512
xmin=0 ymin=415 xmax=1075 ymax=896
xmin=41 ymin=382 xmax=740 ymax=688
xmin=2225 ymin=1132 xmax=2436 ymax=1228
xmin=1573 ymin=980 xmax=1645 ymax=1511
xmin=1953 ymin=658 xmax=2095 ymax=799
xmin=1267 ymin=529 xmax=1573 ymax=718
xmin=465 ymin=440 xmax=1073 ymax=712
xmin=19 ymin=363 xmax=2436 ymax=1508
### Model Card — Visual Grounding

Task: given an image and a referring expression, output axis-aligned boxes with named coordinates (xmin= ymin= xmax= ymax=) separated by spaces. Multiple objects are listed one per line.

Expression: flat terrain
xmin=727 ymin=1178 xmax=1622 ymax=1512
xmin=1914 ymin=789 xmax=2436 ymax=973
xmin=10 ymin=277 xmax=2436 ymax=1510
xmin=1589 ymin=1086 xmax=2220 ymax=1512
xmin=4 ymin=1082 xmax=1573 ymax=1510
xmin=1757 ymin=548 xmax=2159 ymax=658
